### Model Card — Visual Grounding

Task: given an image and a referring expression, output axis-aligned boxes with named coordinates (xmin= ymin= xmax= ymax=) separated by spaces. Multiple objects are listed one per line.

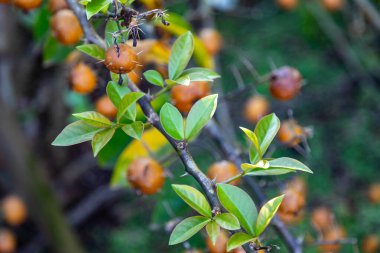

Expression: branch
xmin=354 ymin=0 xmax=380 ymax=33
xmin=205 ymin=120 xmax=303 ymax=253
xmin=65 ymin=0 xmax=106 ymax=49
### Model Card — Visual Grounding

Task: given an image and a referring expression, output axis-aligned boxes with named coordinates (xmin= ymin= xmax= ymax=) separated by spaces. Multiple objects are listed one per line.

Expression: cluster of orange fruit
xmin=0 ymin=195 xmax=28 ymax=253
xmin=276 ymin=0 xmax=345 ymax=11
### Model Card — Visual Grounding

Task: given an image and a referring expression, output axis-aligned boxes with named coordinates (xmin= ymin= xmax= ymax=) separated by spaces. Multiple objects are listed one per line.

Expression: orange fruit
xmin=171 ymin=82 xmax=210 ymax=114
xmin=278 ymin=209 xmax=304 ymax=225
xmin=318 ymin=226 xmax=346 ymax=252
xmin=288 ymin=177 xmax=307 ymax=195
xmin=95 ymin=95 xmax=117 ymax=119
xmin=0 ymin=229 xmax=16 ymax=253
xmin=1 ymin=195 xmax=27 ymax=226
xmin=51 ymin=9 xmax=83 ymax=45
xmin=70 ymin=62 xmax=97 ymax=95
xmin=278 ymin=119 xmax=304 ymax=147
xmin=321 ymin=0 xmax=344 ymax=11
xmin=13 ymin=0 xmax=41 ymax=10
xmin=127 ymin=66 xmax=142 ymax=85
xmin=362 ymin=235 xmax=380 ymax=253
xmin=279 ymin=189 xmax=305 ymax=214
xmin=207 ymin=161 xmax=241 ymax=185
xmin=127 ymin=157 xmax=165 ymax=195
xmin=368 ymin=183 xmax=380 ymax=204
xmin=276 ymin=0 xmax=298 ymax=10
xmin=311 ymin=206 xmax=334 ymax=232
xmin=48 ymin=0 xmax=68 ymax=13
xmin=104 ymin=44 xmax=138 ymax=74
xmin=243 ymin=95 xmax=270 ymax=123
xmin=199 ymin=28 xmax=222 ymax=56
xmin=206 ymin=230 xmax=228 ymax=253
xmin=269 ymin=66 xmax=302 ymax=101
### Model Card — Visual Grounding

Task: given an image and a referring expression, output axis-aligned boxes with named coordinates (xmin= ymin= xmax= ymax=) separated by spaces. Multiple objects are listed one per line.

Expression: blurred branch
xmin=354 ymin=0 xmax=380 ymax=33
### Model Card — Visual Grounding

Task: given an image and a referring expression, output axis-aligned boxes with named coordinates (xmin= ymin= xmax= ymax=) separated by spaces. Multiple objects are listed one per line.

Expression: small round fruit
xmin=321 ymin=0 xmax=344 ymax=11
xmin=318 ymin=226 xmax=346 ymax=252
xmin=206 ymin=230 xmax=228 ymax=253
xmin=276 ymin=0 xmax=298 ymax=10
xmin=207 ymin=161 xmax=240 ymax=185
xmin=1 ymin=195 xmax=27 ymax=226
xmin=48 ymin=0 xmax=68 ymax=13
xmin=199 ymin=28 xmax=222 ymax=56
xmin=13 ymin=0 xmax=41 ymax=10
xmin=278 ymin=119 xmax=304 ymax=147
xmin=70 ymin=62 xmax=97 ymax=95
xmin=95 ymin=95 xmax=117 ymax=118
xmin=279 ymin=189 xmax=305 ymax=214
xmin=311 ymin=206 xmax=334 ymax=232
xmin=362 ymin=235 xmax=380 ymax=253
xmin=171 ymin=82 xmax=210 ymax=114
xmin=104 ymin=44 xmax=138 ymax=74
xmin=269 ymin=66 xmax=302 ymax=101
xmin=288 ymin=177 xmax=307 ymax=195
xmin=243 ymin=95 xmax=270 ymax=123
xmin=0 ymin=229 xmax=16 ymax=253
xmin=368 ymin=183 xmax=380 ymax=204
xmin=51 ymin=9 xmax=83 ymax=45
xmin=127 ymin=157 xmax=165 ymax=195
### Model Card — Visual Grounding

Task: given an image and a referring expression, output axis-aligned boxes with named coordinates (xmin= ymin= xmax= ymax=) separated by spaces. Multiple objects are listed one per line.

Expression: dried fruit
xmin=50 ymin=9 xmax=83 ymax=45
xmin=70 ymin=62 xmax=97 ymax=95
xmin=207 ymin=161 xmax=240 ymax=185
xmin=104 ymin=44 xmax=138 ymax=74
xmin=269 ymin=66 xmax=302 ymax=101
xmin=243 ymin=95 xmax=270 ymax=123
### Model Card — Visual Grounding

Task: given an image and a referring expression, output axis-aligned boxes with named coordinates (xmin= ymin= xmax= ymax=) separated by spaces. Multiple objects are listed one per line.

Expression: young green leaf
xmin=160 ymin=103 xmax=184 ymax=140
xmin=121 ymin=121 xmax=144 ymax=140
xmin=168 ymin=31 xmax=194 ymax=80
xmin=178 ymin=67 xmax=220 ymax=82
xmin=106 ymin=81 xmax=130 ymax=107
xmin=72 ymin=111 xmax=112 ymax=127
xmin=250 ymin=113 xmax=280 ymax=163
xmin=143 ymin=70 xmax=164 ymax=87
xmin=91 ymin=127 xmax=115 ymax=157
xmin=52 ymin=120 xmax=102 ymax=146
xmin=215 ymin=213 xmax=240 ymax=230
xmin=169 ymin=216 xmax=210 ymax=245
xmin=76 ymin=44 xmax=105 ymax=60
xmin=105 ymin=20 xmax=126 ymax=48
xmin=116 ymin=92 xmax=144 ymax=122
xmin=268 ymin=157 xmax=312 ymax=174
xmin=216 ymin=184 xmax=257 ymax=236
xmin=206 ymin=221 xmax=219 ymax=246
xmin=240 ymin=127 xmax=262 ymax=160
xmin=85 ymin=0 xmax=111 ymax=19
xmin=185 ymin=94 xmax=218 ymax=140
xmin=242 ymin=158 xmax=312 ymax=176
xmin=227 ymin=232 xmax=254 ymax=252
xmin=255 ymin=195 xmax=285 ymax=236
xmin=172 ymin=184 xmax=212 ymax=217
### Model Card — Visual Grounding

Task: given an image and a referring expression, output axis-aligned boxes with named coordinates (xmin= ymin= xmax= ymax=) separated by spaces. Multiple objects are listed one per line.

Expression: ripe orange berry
xmin=311 ymin=206 xmax=334 ymax=232
xmin=127 ymin=157 xmax=165 ymax=195
xmin=278 ymin=119 xmax=304 ymax=147
xmin=70 ymin=62 xmax=97 ymax=95
xmin=1 ymin=195 xmax=27 ymax=226
xmin=50 ymin=9 xmax=83 ymax=45
xmin=104 ymin=44 xmax=138 ymax=74
xmin=288 ymin=176 xmax=307 ymax=195
xmin=278 ymin=189 xmax=305 ymax=217
xmin=127 ymin=67 xmax=142 ymax=85
xmin=199 ymin=28 xmax=222 ymax=56
xmin=368 ymin=183 xmax=380 ymax=204
xmin=207 ymin=161 xmax=240 ymax=185
xmin=278 ymin=209 xmax=304 ymax=225
xmin=13 ymin=0 xmax=41 ymax=10
xmin=362 ymin=235 xmax=380 ymax=253
xmin=206 ymin=230 xmax=228 ymax=253
xmin=0 ymin=229 xmax=16 ymax=253
xmin=243 ymin=95 xmax=270 ymax=124
xmin=276 ymin=0 xmax=298 ymax=10
xmin=171 ymin=82 xmax=210 ymax=114
xmin=48 ymin=0 xmax=68 ymax=13
xmin=321 ymin=0 xmax=344 ymax=11
xmin=318 ymin=226 xmax=346 ymax=253
xmin=95 ymin=95 xmax=117 ymax=118
xmin=269 ymin=66 xmax=302 ymax=101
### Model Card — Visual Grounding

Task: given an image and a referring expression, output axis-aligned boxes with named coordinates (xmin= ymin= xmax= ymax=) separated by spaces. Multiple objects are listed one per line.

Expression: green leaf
xmin=168 ymin=31 xmax=194 ymax=80
xmin=240 ymin=127 xmax=263 ymax=160
xmin=177 ymin=67 xmax=220 ymax=82
xmin=72 ymin=111 xmax=112 ymax=127
xmin=143 ymin=70 xmax=164 ymax=87
xmin=91 ymin=127 xmax=115 ymax=157
xmin=185 ymin=94 xmax=218 ymax=140
xmin=52 ymin=120 xmax=101 ymax=146
xmin=121 ymin=121 xmax=144 ymax=140
xmin=76 ymin=44 xmax=105 ymax=60
xmin=268 ymin=157 xmax=313 ymax=173
xmin=227 ymin=232 xmax=254 ymax=252
xmin=86 ymin=0 xmax=111 ymax=19
xmin=255 ymin=195 xmax=284 ymax=236
xmin=160 ymin=103 xmax=184 ymax=140
xmin=250 ymin=113 xmax=280 ymax=163
xmin=215 ymin=213 xmax=240 ymax=230
xmin=105 ymin=20 xmax=126 ymax=48
xmin=116 ymin=92 xmax=145 ymax=122
xmin=169 ymin=216 xmax=210 ymax=245
xmin=242 ymin=158 xmax=312 ymax=176
xmin=216 ymin=184 xmax=257 ymax=236
xmin=106 ymin=81 xmax=131 ymax=107
xmin=206 ymin=221 xmax=219 ymax=246
xmin=172 ymin=185 xmax=212 ymax=217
